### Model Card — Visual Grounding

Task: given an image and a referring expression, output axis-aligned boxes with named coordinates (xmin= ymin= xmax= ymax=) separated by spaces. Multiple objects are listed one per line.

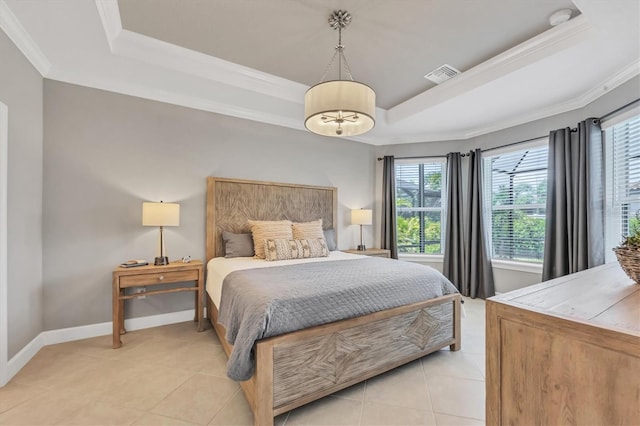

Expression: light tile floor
xmin=0 ymin=297 xmax=486 ymax=425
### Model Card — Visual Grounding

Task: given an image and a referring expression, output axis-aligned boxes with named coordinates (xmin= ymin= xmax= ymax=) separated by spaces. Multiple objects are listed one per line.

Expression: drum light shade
xmin=305 ymin=80 xmax=375 ymax=137
xmin=142 ymin=202 xmax=180 ymax=227
xmin=351 ymin=208 xmax=373 ymax=225
xmin=304 ymin=10 xmax=376 ymax=138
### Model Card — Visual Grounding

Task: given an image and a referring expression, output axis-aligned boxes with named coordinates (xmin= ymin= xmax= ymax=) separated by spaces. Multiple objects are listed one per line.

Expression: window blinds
xmin=483 ymin=145 xmax=548 ymax=262
xmin=395 ymin=159 xmax=446 ymax=254
xmin=605 ymin=114 xmax=640 ymax=260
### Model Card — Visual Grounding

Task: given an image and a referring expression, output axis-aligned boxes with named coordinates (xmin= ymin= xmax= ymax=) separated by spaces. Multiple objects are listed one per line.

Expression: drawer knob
xmin=158 ymin=275 xmax=165 ymax=281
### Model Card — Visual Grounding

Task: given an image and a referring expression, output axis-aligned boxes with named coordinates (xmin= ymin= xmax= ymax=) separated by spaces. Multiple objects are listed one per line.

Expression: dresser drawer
xmin=119 ymin=270 xmax=199 ymax=288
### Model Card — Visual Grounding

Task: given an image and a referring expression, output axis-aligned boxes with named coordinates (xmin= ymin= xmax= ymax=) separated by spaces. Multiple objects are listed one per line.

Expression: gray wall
xmin=374 ymin=77 xmax=640 ymax=294
xmin=43 ymin=81 xmax=376 ymax=331
xmin=0 ymin=31 xmax=44 ymax=358
xmin=10 ymin=35 xmax=640 ymax=338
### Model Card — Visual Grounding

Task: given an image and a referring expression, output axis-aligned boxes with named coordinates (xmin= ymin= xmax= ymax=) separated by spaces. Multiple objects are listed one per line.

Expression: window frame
xmin=483 ymin=138 xmax=549 ymax=264
xmin=394 ymin=157 xmax=447 ymax=255
xmin=603 ymin=107 xmax=640 ymax=262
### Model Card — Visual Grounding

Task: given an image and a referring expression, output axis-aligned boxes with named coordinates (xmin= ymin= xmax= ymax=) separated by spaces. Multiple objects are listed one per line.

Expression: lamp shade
xmin=351 ymin=209 xmax=372 ymax=225
xmin=142 ymin=202 xmax=180 ymax=227
xmin=305 ymin=80 xmax=375 ymax=137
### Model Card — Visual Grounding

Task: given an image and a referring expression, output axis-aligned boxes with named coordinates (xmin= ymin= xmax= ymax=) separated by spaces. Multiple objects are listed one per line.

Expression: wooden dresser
xmin=486 ymin=262 xmax=640 ymax=425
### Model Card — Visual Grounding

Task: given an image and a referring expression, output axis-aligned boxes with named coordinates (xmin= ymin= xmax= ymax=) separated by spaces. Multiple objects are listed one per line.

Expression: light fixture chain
xmin=339 ymin=49 xmax=354 ymax=81
xmin=338 ymin=27 xmax=342 ymax=80
xmin=318 ymin=10 xmax=356 ymax=83
xmin=318 ymin=49 xmax=339 ymax=83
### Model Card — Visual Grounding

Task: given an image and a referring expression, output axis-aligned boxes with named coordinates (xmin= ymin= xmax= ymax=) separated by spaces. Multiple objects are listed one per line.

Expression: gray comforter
xmin=218 ymin=257 xmax=458 ymax=381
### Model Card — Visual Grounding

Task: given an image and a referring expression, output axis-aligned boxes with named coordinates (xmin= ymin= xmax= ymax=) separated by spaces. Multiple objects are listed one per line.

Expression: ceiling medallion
xmin=304 ymin=10 xmax=376 ymax=137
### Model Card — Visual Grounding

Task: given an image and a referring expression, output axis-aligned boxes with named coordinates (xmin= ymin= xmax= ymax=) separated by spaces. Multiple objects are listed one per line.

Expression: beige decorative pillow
xmin=292 ymin=219 xmax=324 ymax=240
xmin=248 ymin=220 xmax=293 ymax=258
xmin=264 ymin=238 xmax=329 ymax=261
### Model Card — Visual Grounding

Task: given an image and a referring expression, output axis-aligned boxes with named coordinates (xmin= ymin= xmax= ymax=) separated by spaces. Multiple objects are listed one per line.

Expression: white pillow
xmin=248 ymin=220 xmax=293 ymax=259
xmin=292 ymin=219 xmax=324 ymax=240
xmin=264 ymin=238 xmax=329 ymax=261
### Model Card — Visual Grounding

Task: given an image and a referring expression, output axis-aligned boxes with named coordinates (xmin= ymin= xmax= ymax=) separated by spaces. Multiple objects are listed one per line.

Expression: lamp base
xmin=357 ymin=245 xmax=366 ymax=251
xmin=154 ymin=256 xmax=169 ymax=266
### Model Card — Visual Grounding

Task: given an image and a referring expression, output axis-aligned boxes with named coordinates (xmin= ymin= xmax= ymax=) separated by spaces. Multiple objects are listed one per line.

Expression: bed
xmin=205 ymin=177 xmax=461 ymax=425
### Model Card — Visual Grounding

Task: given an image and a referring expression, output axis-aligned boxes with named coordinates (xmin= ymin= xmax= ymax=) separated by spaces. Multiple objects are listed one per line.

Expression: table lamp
xmin=351 ymin=208 xmax=372 ymax=251
xmin=142 ymin=201 xmax=180 ymax=265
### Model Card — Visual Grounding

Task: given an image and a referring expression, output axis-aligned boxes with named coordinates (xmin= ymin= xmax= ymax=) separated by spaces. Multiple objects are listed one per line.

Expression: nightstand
xmin=112 ymin=260 xmax=204 ymax=349
xmin=343 ymin=248 xmax=391 ymax=258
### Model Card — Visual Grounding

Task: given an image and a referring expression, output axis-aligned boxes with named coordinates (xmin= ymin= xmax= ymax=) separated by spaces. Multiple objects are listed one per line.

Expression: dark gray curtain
xmin=542 ymin=118 xmax=604 ymax=280
xmin=381 ymin=155 xmax=398 ymax=259
xmin=443 ymin=152 xmax=465 ymax=290
xmin=464 ymin=149 xmax=495 ymax=299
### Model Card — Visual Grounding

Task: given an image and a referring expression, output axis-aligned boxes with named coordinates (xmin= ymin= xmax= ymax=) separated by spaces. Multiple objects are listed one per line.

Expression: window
xmin=483 ymin=142 xmax=548 ymax=263
xmin=395 ymin=159 xmax=446 ymax=254
xmin=604 ymin=112 xmax=640 ymax=261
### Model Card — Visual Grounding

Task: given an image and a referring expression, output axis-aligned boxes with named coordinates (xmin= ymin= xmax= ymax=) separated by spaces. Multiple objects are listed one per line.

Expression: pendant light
xmin=304 ymin=10 xmax=376 ymax=137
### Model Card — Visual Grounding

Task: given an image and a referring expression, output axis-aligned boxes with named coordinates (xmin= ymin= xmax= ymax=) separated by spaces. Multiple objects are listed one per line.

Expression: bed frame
xmin=205 ymin=177 xmax=461 ymax=426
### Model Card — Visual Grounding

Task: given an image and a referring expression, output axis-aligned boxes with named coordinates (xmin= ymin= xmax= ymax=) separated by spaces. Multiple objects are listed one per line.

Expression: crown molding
xmin=34 ymin=1 xmax=639 ymax=147
xmin=95 ymin=0 xmax=307 ymax=105
xmin=387 ymin=15 xmax=596 ymax=125
xmin=462 ymin=59 xmax=640 ymax=140
xmin=46 ymin=66 xmax=306 ymax=133
xmin=0 ymin=0 xmax=51 ymax=76
xmin=576 ymin=59 xmax=640 ymax=106
xmin=112 ymin=29 xmax=308 ymax=105
xmin=369 ymin=59 xmax=640 ymax=145
xmin=94 ymin=0 xmax=122 ymax=51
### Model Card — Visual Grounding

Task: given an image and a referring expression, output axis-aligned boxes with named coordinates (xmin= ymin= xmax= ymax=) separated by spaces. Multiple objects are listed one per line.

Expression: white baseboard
xmin=6 ymin=333 xmax=43 ymax=385
xmin=3 ymin=308 xmax=200 ymax=387
xmin=42 ymin=308 xmax=197 ymax=346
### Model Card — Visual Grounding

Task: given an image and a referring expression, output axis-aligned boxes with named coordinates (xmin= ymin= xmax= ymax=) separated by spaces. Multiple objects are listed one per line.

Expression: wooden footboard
xmin=208 ymin=293 xmax=461 ymax=426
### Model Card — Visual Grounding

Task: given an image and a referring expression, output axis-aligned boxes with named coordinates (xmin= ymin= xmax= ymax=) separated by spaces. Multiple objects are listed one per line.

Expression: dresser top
xmin=489 ymin=262 xmax=640 ymax=335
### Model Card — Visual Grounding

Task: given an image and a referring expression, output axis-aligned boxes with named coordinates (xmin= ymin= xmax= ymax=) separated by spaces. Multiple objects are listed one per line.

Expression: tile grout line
xmin=358 ymin=379 xmax=368 ymax=425
xmin=420 ymin=357 xmax=439 ymax=425
xmin=206 ymin=387 xmax=241 ymax=424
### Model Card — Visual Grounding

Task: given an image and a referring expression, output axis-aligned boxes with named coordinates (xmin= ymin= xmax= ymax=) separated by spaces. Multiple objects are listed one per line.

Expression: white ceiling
xmin=0 ymin=0 xmax=638 ymax=146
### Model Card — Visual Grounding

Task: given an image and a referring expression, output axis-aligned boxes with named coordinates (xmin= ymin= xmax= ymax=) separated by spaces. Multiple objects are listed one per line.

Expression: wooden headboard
xmin=206 ymin=177 xmax=338 ymax=261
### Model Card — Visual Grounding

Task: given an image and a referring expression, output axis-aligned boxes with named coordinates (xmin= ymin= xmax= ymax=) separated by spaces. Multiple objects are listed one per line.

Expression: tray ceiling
xmin=1 ymin=0 xmax=638 ymax=145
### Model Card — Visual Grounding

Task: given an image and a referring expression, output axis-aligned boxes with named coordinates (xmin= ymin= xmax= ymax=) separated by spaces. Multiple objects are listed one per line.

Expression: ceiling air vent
xmin=424 ymin=64 xmax=461 ymax=84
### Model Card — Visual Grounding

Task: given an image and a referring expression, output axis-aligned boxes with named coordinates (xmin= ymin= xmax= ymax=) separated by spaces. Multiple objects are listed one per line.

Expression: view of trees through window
xmin=484 ymin=145 xmax=548 ymax=262
xmin=391 ymin=114 xmax=638 ymax=263
xmin=395 ymin=161 xmax=446 ymax=254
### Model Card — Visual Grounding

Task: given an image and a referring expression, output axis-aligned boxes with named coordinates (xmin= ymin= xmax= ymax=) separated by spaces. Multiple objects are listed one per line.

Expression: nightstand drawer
xmin=343 ymin=249 xmax=391 ymax=258
xmin=119 ymin=270 xmax=199 ymax=287
xmin=366 ymin=253 xmax=390 ymax=258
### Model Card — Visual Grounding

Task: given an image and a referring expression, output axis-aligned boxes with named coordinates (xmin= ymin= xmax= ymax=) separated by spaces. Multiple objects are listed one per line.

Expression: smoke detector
xmin=424 ymin=64 xmax=461 ymax=84
xmin=549 ymin=9 xmax=573 ymax=26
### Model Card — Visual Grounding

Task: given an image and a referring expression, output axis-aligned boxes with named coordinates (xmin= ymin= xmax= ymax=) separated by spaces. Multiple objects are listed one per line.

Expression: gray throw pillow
xmin=223 ymin=231 xmax=255 ymax=258
xmin=323 ymin=229 xmax=337 ymax=251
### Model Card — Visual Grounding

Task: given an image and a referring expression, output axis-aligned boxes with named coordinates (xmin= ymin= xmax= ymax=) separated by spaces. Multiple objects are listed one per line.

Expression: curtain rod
xmin=376 ymin=136 xmax=546 ymax=160
xmin=480 ymin=134 xmax=548 ymax=154
xmin=377 ymin=132 xmax=567 ymax=161
xmin=377 ymin=99 xmax=640 ymax=161
xmin=377 ymin=154 xmax=446 ymax=161
xmin=599 ymin=98 xmax=640 ymax=121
